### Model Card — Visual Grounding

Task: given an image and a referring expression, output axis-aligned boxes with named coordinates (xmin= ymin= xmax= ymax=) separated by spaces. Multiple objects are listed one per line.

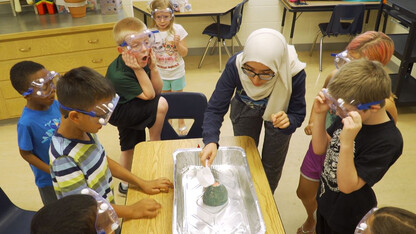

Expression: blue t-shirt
xmin=17 ymin=100 xmax=61 ymax=188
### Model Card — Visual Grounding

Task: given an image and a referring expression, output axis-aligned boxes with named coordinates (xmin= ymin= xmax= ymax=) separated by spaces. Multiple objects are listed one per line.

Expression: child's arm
xmin=107 ymin=157 xmax=173 ymax=194
xmin=174 ymin=35 xmax=188 ymax=57
xmin=19 ymin=149 xmax=50 ymax=173
xmin=336 ymin=111 xmax=366 ymax=194
xmin=122 ymin=52 xmax=156 ymax=100
xmin=112 ymin=199 xmax=161 ymax=219
xmin=311 ymin=90 xmax=331 ymax=155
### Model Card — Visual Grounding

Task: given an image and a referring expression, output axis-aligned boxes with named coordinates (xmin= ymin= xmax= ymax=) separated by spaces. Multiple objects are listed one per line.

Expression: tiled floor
xmin=1 ymin=50 xmax=415 ymax=233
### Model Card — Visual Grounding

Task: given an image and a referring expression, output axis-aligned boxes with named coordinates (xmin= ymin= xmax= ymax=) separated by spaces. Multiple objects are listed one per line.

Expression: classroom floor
xmin=1 ymin=50 xmax=415 ymax=233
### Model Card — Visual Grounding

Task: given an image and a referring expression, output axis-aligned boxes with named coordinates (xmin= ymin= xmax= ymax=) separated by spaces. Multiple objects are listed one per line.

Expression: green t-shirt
xmin=106 ymin=55 xmax=151 ymax=104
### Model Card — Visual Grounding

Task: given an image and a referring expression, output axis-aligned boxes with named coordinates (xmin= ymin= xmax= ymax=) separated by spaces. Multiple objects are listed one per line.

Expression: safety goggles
xmin=80 ymin=188 xmax=120 ymax=234
xmin=120 ymin=30 xmax=159 ymax=53
xmin=354 ymin=207 xmax=378 ymax=234
xmin=322 ymin=89 xmax=383 ymax=118
xmin=60 ymin=94 xmax=119 ymax=125
xmin=334 ymin=50 xmax=351 ymax=69
xmin=241 ymin=67 xmax=275 ymax=81
xmin=151 ymin=8 xmax=174 ymax=22
xmin=22 ymin=71 xmax=59 ymax=97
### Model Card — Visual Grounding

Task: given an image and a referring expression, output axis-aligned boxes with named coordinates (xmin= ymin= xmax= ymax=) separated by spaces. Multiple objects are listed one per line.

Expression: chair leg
xmin=198 ymin=36 xmax=214 ymax=69
xmin=235 ymin=35 xmax=243 ymax=48
xmin=10 ymin=0 xmax=17 ymax=16
xmin=210 ymin=39 xmax=218 ymax=55
xmin=222 ymin=40 xmax=232 ymax=57
xmin=231 ymin=38 xmax=234 ymax=54
xmin=310 ymin=31 xmax=320 ymax=57
xmin=319 ymin=36 xmax=324 ymax=72
xmin=218 ymin=38 xmax=222 ymax=72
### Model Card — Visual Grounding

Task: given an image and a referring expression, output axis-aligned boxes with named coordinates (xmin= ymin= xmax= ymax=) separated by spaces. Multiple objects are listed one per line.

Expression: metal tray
xmin=172 ymin=146 xmax=266 ymax=234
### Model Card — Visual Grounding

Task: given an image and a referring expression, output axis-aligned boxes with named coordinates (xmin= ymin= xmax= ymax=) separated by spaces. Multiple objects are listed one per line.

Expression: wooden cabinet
xmin=0 ymin=23 xmax=119 ymax=120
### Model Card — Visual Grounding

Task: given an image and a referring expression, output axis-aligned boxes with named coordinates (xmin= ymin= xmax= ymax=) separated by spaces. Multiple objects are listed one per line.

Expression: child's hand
xmin=173 ymin=35 xmax=180 ymax=48
xmin=129 ymin=198 xmax=161 ymax=219
xmin=271 ymin=111 xmax=290 ymax=129
xmin=141 ymin=177 xmax=173 ymax=194
xmin=304 ymin=122 xmax=313 ymax=135
xmin=313 ymin=89 xmax=330 ymax=115
xmin=148 ymin=49 xmax=156 ymax=70
xmin=122 ymin=51 xmax=142 ymax=71
xmin=199 ymin=143 xmax=218 ymax=166
xmin=340 ymin=111 xmax=362 ymax=143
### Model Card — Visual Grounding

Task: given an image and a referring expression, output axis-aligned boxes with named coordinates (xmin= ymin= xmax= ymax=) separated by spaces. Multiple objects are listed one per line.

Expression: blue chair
xmin=309 ymin=4 xmax=365 ymax=71
xmin=161 ymin=92 xmax=208 ymax=140
xmin=0 ymin=187 xmax=36 ymax=234
xmin=198 ymin=0 xmax=247 ymax=72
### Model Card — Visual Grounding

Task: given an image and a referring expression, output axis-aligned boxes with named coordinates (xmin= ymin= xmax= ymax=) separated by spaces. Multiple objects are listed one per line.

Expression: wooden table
xmin=122 ymin=136 xmax=284 ymax=233
xmin=279 ymin=0 xmax=382 ymax=43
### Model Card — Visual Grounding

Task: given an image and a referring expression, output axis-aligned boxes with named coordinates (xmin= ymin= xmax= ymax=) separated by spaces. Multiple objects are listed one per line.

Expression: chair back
xmin=0 ymin=187 xmax=36 ymax=234
xmin=161 ymin=92 xmax=207 ymax=140
xmin=325 ymin=4 xmax=365 ymax=36
xmin=229 ymin=0 xmax=246 ymax=37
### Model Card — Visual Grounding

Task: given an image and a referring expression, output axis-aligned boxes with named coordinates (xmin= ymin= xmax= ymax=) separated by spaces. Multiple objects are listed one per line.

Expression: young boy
xmin=49 ymin=67 xmax=173 ymax=219
xmin=106 ymin=17 xmax=168 ymax=195
xmin=10 ymin=61 xmax=60 ymax=205
xmin=311 ymin=59 xmax=403 ymax=233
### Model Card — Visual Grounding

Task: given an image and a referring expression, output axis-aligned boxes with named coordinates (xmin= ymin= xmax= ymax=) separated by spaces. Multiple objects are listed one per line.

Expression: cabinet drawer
xmin=0 ymin=80 xmax=21 ymax=99
xmin=0 ymin=29 xmax=116 ymax=61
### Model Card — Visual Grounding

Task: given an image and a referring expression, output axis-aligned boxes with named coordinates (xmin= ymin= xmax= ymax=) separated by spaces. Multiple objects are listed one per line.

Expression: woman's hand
xmin=271 ymin=111 xmax=290 ymax=129
xmin=199 ymin=143 xmax=218 ymax=166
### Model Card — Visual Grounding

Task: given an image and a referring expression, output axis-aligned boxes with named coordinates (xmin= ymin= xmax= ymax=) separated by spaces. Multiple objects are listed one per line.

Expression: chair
xmin=0 ymin=187 xmax=36 ymax=234
xmin=198 ymin=0 xmax=247 ymax=72
xmin=309 ymin=4 xmax=365 ymax=71
xmin=161 ymin=92 xmax=207 ymax=140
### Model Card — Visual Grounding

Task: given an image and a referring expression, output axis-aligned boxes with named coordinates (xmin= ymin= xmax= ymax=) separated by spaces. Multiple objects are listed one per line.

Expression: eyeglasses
xmin=80 ymin=188 xmax=120 ymax=234
xmin=354 ymin=207 xmax=378 ymax=234
xmin=120 ymin=30 xmax=159 ymax=53
xmin=151 ymin=8 xmax=173 ymax=22
xmin=241 ymin=67 xmax=275 ymax=81
xmin=334 ymin=50 xmax=351 ymax=69
xmin=60 ymin=94 xmax=119 ymax=125
xmin=22 ymin=71 xmax=60 ymax=97
xmin=322 ymin=89 xmax=383 ymax=118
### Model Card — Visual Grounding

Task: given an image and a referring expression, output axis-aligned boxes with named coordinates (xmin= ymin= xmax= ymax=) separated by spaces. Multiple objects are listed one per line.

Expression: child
xmin=50 ymin=67 xmax=173 ymax=219
xmin=355 ymin=206 xmax=416 ymax=234
xmin=106 ymin=17 xmax=168 ymax=195
xmin=31 ymin=189 xmax=119 ymax=234
xmin=149 ymin=0 xmax=189 ymax=135
xmin=312 ymin=59 xmax=403 ymax=233
xmin=9 ymin=61 xmax=60 ymax=205
xmin=199 ymin=28 xmax=306 ymax=193
xmin=296 ymin=31 xmax=397 ymax=234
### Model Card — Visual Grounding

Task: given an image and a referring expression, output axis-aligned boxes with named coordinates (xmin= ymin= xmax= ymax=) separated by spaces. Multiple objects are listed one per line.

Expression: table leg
xmin=374 ymin=3 xmax=383 ymax=31
xmin=217 ymin=15 xmax=222 ymax=72
xmin=289 ymin=12 xmax=297 ymax=44
xmin=143 ymin=13 xmax=147 ymax=25
xmin=281 ymin=8 xmax=287 ymax=33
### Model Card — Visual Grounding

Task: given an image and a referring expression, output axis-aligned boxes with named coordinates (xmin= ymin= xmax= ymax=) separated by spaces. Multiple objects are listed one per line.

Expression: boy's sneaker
xmin=118 ymin=183 xmax=128 ymax=196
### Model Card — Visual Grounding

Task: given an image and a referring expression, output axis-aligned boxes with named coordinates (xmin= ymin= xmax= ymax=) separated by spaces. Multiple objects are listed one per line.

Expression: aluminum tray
xmin=172 ymin=146 xmax=266 ymax=234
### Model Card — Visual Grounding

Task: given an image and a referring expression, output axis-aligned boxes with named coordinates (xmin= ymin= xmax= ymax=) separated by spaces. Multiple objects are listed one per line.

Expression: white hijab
xmin=236 ymin=28 xmax=306 ymax=121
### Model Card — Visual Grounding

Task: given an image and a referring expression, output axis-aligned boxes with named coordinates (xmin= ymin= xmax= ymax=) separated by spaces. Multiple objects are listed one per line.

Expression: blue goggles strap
xmin=22 ymin=88 xmax=34 ymax=96
xmin=357 ymin=100 xmax=383 ymax=110
xmin=59 ymin=104 xmax=97 ymax=118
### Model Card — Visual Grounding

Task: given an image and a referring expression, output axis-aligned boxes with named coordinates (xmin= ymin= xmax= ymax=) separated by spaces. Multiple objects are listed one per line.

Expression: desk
xmin=279 ymin=0 xmax=381 ymax=43
xmin=122 ymin=136 xmax=284 ymax=233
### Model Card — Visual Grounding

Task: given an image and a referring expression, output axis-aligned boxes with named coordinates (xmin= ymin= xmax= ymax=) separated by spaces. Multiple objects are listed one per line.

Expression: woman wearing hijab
xmin=199 ymin=28 xmax=307 ymax=193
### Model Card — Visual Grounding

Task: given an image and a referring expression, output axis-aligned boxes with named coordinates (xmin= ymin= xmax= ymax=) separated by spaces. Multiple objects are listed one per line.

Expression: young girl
xmin=296 ymin=31 xmax=397 ymax=234
xmin=150 ymin=0 xmax=189 ymax=135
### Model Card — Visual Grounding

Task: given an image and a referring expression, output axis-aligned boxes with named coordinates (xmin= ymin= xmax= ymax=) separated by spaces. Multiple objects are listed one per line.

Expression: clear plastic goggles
xmin=60 ymin=94 xmax=119 ymax=125
xmin=354 ymin=207 xmax=378 ymax=234
xmin=120 ymin=30 xmax=159 ymax=53
xmin=80 ymin=188 xmax=120 ymax=234
xmin=334 ymin=50 xmax=351 ymax=69
xmin=241 ymin=67 xmax=275 ymax=81
xmin=151 ymin=8 xmax=174 ymax=22
xmin=22 ymin=71 xmax=59 ymax=97
xmin=322 ymin=89 xmax=383 ymax=118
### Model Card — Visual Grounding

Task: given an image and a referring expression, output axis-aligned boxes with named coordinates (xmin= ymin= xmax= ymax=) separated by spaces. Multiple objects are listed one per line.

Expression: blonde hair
xmin=328 ymin=59 xmax=390 ymax=107
xmin=149 ymin=0 xmax=175 ymax=35
xmin=113 ymin=17 xmax=147 ymax=45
